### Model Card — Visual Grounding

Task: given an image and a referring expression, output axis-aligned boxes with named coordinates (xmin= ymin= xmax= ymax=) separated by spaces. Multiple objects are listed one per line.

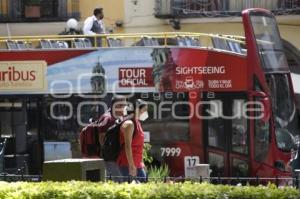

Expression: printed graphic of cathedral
xmin=90 ymin=58 xmax=106 ymax=93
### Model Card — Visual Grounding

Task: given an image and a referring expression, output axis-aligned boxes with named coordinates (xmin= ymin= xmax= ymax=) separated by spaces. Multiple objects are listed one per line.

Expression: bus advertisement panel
xmin=0 ymin=48 xmax=247 ymax=94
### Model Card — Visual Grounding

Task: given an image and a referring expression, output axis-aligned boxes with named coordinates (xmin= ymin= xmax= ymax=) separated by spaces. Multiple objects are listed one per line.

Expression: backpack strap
xmin=132 ymin=119 xmax=137 ymax=138
xmin=106 ymin=117 xmax=122 ymax=132
xmin=79 ymin=128 xmax=86 ymax=155
xmin=104 ymin=117 xmax=137 ymax=145
xmin=94 ymin=125 xmax=100 ymax=148
xmin=119 ymin=118 xmax=137 ymax=140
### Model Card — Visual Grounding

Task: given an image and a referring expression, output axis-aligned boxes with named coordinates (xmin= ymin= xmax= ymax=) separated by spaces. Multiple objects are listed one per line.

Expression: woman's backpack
xmin=101 ymin=118 xmax=123 ymax=161
xmin=79 ymin=123 xmax=100 ymax=158
xmin=101 ymin=118 xmax=136 ymax=161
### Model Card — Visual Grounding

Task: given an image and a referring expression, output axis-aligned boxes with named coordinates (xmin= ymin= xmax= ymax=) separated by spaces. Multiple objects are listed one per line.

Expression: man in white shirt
xmin=83 ymin=8 xmax=106 ymax=47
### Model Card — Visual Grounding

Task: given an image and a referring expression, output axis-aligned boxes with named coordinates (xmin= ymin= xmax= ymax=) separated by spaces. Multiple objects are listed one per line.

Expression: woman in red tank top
xmin=117 ymin=99 xmax=148 ymax=182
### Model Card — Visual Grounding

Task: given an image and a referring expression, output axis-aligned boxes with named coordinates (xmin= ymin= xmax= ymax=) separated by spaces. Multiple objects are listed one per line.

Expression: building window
xmin=41 ymin=0 xmax=59 ymax=18
xmin=0 ymin=0 xmax=80 ymax=22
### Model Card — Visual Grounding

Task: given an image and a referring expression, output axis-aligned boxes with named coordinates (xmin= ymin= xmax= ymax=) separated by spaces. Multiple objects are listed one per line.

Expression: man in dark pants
xmin=83 ymin=8 xmax=105 ymax=47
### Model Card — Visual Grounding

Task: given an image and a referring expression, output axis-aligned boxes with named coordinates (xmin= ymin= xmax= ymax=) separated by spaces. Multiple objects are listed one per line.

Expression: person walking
xmin=97 ymin=95 xmax=127 ymax=182
xmin=117 ymin=99 xmax=148 ymax=182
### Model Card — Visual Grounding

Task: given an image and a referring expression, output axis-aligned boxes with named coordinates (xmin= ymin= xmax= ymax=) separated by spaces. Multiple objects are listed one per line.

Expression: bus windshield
xmin=250 ymin=13 xmax=289 ymax=73
xmin=249 ymin=11 xmax=299 ymax=152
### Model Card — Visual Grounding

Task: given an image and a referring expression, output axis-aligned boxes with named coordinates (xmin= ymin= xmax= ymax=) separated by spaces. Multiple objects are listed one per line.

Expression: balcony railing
xmin=0 ymin=0 xmax=80 ymax=22
xmin=155 ymin=0 xmax=300 ymax=18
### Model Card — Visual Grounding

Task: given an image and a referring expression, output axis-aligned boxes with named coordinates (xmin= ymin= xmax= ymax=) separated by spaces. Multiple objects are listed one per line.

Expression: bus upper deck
xmin=0 ymin=32 xmax=247 ymax=55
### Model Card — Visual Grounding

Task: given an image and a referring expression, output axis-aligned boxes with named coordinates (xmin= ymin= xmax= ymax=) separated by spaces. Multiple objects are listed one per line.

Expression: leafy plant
xmin=147 ymin=164 xmax=170 ymax=182
xmin=143 ymin=143 xmax=153 ymax=167
xmin=142 ymin=144 xmax=170 ymax=181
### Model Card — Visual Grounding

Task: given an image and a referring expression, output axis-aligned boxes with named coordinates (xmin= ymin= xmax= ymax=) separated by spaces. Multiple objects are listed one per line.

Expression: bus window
xmin=250 ymin=13 xmax=289 ymax=72
xmin=208 ymin=152 xmax=224 ymax=177
xmin=0 ymin=103 xmax=13 ymax=136
xmin=142 ymin=92 xmax=190 ymax=141
xmin=267 ymin=74 xmax=295 ymax=129
xmin=232 ymin=158 xmax=249 ymax=177
xmin=232 ymin=100 xmax=248 ymax=154
xmin=266 ymin=74 xmax=297 ymax=152
xmin=79 ymin=103 xmax=104 ymax=125
xmin=0 ymin=100 xmax=23 ymax=136
xmin=27 ymin=101 xmax=39 ymax=135
xmin=255 ymin=119 xmax=270 ymax=161
xmin=43 ymin=99 xmax=79 ymax=141
xmin=254 ymin=78 xmax=270 ymax=161
xmin=207 ymin=100 xmax=226 ymax=149
xmin=275 ymin=128 xmax=295 ymax=152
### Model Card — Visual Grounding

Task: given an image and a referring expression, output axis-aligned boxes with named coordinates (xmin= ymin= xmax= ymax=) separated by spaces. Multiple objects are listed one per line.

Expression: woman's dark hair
xmin=127 ymin=99 xmax=147 ymax=114
xmin=111 ymin=95 xmax=127 ymax=109
xmin=93 ymin=8 xmax=103 ymax=16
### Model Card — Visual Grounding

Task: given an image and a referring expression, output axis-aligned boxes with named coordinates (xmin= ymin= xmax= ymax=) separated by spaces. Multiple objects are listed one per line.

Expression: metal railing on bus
xmin=0 ymin=32 xmax=247 ymax=55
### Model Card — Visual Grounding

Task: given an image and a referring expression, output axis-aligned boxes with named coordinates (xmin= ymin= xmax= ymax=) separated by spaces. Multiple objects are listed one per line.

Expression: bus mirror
xmin=249 ymin=91 xmax=271 ymax=122
xmin=248 ymin=91 xmax=267 ymax=98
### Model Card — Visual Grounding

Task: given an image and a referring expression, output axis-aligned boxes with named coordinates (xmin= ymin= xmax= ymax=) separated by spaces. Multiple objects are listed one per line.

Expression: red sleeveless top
xmin=117 ymin=119 xmax=144 ymax=168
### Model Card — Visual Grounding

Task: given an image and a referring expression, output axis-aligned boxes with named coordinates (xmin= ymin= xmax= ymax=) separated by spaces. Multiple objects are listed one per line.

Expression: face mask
xmin=139 ymin=111 xmax=149 ymax=121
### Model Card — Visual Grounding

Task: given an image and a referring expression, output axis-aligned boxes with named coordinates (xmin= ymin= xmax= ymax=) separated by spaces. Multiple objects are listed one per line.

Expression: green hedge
xmin=0 ymin=181 xmax=299 ymax=199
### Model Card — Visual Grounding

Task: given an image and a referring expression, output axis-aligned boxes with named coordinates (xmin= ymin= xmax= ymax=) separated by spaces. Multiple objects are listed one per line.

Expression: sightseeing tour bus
xmin=0 ymin=8 xmax=299 ymax=179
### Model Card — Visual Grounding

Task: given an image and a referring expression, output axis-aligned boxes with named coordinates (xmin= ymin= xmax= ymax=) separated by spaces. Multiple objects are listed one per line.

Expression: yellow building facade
xmin=75 ymin=0 xmax=124 ymax=28
xmin=73 ymin=0 xmax=300 ymax=52
xmin=0 ymin=0 xmax=300 ymax=53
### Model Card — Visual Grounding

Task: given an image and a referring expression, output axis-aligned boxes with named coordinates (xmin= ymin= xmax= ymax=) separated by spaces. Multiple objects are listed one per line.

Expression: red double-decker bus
xmin=0 ymin=8 xmax=298 ymax=179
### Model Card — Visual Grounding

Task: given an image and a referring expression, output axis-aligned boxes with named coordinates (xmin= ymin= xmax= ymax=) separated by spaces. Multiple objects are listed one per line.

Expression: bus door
xmin=0 ymin=98 xmax=27 ymax=153
xmin=0 ymin=97 xmax=42 ymax=174
xmin=202 ymin=92 xmax=249 ymax=177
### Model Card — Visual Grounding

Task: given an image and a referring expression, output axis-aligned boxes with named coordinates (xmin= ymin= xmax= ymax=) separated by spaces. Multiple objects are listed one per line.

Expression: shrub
xmin=143 ymin=143 xmax=153 ymax=168
xmin=0 ymin=181 xmax=299 ymax=199
xmin=147 ymin=164 xmax=170 ymax=182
